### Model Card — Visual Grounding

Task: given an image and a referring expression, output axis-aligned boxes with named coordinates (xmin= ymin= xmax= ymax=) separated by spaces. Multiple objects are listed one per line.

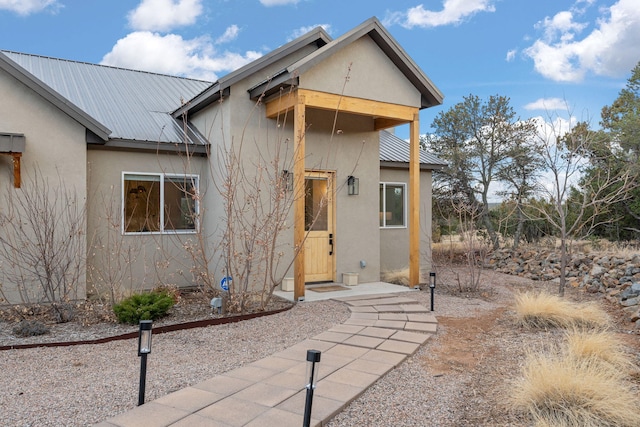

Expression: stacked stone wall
xmin=486 ymin=249 xmax=640 ymax=327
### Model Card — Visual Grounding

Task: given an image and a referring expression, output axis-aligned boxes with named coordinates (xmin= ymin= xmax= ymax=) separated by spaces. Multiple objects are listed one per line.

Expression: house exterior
xmin=0 ymin=17 xmax=443 ymax=304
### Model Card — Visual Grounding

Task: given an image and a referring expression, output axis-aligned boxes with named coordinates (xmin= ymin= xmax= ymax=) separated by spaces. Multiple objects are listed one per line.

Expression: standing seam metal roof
xmin=380 ymin=130 xmax=446 ymax=169
xmin=2 ymin=51 xmax=212 ymax=144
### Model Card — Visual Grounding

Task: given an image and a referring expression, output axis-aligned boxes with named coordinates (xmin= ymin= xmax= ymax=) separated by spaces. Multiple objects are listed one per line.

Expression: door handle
xmin=329 ymin=233 xmax=334 ymax=256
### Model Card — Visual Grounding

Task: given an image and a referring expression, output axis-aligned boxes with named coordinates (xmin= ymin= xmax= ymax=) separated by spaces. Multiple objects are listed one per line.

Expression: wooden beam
xmin=409 ymin=115 xmax=420 ymax=287
xmin=293 ymin=93 xmax=306 ymax=301
xmin=265 ymin=91 xmax=297 ymax=119
xmin=299 ymin=89 xmax=418 ymax=121
xmin=374 ymin=118 xmax=409 ymax=131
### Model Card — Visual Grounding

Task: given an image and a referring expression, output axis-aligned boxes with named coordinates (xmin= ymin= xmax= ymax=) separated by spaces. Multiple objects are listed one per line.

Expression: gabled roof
xmin=0 ymin=51 xmax=111 ymax=141
xmin=248 ymin=17 xmax=443 ymax=108
xmin=172 ymin=26 xmax=331 ymax=118
xmin=1 ymin=51 xmax=211 ymax=145
xmin=287 ymin=17 xmax=443 ymax=109
xmin=380 ymin=130 xmax=446 ymax=170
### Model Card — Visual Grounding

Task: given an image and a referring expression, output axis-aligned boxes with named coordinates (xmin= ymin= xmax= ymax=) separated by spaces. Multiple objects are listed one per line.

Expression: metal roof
xmin=173 ymin=26 xmax=331 ymax=118
xmin=2 ymin=51 xmax=211 ymax=144
xmin=379 ymin=130 xmax=446 ymax=169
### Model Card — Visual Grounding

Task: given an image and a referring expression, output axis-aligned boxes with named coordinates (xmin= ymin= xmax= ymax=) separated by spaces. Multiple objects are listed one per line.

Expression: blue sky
xmin=1 ymin=0 xmax=639 ymax=137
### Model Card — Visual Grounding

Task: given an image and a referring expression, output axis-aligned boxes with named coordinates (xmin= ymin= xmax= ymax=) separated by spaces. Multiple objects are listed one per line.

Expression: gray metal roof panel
xmin=174 ymin=26 xmax=331 ymax=117
xmin=0 ymin=51 xmax=111 ymax=140
xmin=3 ymin=51 xmax=211 ymax=144
xmin=380 ymin=130 xmax=446 ymax=168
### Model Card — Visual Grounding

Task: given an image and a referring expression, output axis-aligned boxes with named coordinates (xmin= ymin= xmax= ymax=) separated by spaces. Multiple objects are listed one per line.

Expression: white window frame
xmin=122 ymin=172 xmax=199 ymax=235
xmin=379 ymin=182 xmax=407 ymax=229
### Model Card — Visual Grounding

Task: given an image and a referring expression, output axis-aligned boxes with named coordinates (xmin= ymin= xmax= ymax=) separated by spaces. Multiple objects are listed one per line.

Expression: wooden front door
xmin=304 ymin=171 xmax=335 ymax=282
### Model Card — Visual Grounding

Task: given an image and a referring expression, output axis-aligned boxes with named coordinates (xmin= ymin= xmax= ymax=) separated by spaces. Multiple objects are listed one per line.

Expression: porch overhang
xmin=266 ymin=88 xmax=422 ymax=301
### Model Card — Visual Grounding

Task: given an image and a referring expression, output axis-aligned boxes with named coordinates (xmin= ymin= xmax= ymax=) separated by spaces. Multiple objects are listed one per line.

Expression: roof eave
xmin=0 ymin=51 xmax=111 ymax=140
xmin=380 ymin=160 xmax=446 ymax=171
xmin=287 ymin=17 xmax=444 ymax=110
xmin=176 ymin=26 xmax=332 ymax=117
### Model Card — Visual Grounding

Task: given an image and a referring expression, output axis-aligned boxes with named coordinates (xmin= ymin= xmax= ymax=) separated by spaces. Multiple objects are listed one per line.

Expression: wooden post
xmin=12 ymin=153 xmax=21 ymax=188
xmin=294 ymin=94 xmax=306 ymax=301
xmin=409 ymin=115 xmax=420 ymax=287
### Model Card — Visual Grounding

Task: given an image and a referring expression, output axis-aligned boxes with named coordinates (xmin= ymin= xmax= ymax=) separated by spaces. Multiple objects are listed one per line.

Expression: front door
xmin=304 ymin=171 xmax=335 ymax=282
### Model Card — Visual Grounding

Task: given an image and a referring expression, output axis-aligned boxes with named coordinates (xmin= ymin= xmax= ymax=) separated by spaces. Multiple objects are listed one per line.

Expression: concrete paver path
xmin=95 ymin=293 xmax=437 ymax=427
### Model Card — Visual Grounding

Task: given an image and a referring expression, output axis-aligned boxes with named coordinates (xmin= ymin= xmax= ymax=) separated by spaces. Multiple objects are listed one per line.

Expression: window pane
xmin=305 ymin=178 xmax=328 ymax=231
xmin=124 ymin=176 xmax=160 ymax=232
xmin=383 ymin=184 xmax=405 ymax=227
xmin=164 ymin=176 xmax=197 ymax=231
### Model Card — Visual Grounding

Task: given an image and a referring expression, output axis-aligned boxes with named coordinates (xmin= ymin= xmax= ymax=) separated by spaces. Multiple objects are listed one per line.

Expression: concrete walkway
xmin=95 ymin=293 xmax=437 ymax=427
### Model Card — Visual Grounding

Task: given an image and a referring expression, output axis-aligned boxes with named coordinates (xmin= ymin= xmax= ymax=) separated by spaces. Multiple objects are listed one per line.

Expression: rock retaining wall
xmin=486 ymin=249 xmax=640 ymax=328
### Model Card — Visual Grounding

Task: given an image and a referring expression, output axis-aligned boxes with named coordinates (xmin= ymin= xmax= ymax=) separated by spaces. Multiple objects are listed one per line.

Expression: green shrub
xmin=113 ymin=291 xmax=175 ymax=324
xmin=13 ymin=320 xmax=50 ymax=337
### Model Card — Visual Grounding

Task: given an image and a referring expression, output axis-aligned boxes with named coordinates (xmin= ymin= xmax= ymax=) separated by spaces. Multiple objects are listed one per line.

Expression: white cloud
xmin=524 ymin=98 xmax=570 ymax=111
xmin=0 ymin=0 xmax=60 ymax=15
xmin=259 ymin=0 xmax=299 ymax=6
xmin=288 ymin=24 xmax=331 ymax=41
xmin=100 ymin=31 xmax=262 ymax=81
xmin=215 ymin=25 xmax=240 ymax=44
xmin=127 ymin=0 xmax=203 ymax=32
xmin=390 ymin=0 xmax=496 ymax=28
xmin=505 ymin=49 xmax=517 ymax=62
xmin=524 ymin=0 xmax=640 ymax=82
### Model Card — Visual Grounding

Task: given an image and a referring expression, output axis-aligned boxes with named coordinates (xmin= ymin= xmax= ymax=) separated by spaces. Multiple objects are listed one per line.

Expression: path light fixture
xmin=137 ymin=320 xmax=153 ymax=406
xmin=429 ymin=272 xmax=436 ymax=312
xmin=303 ymin=349 xmax=321 ymax=427
xmin=347 ymin=175 xmax=359 ymax=195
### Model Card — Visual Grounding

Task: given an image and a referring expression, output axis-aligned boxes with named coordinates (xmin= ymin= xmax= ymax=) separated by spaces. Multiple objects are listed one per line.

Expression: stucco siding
xmin=0 ymin=68 xmax=88 ymax=303
xmin=86 ymin=149 xmax=211 ymax=296
xmin=379 ymin=167 xmax=433 ymax=278
xmin=299 ymin=36 xmax=422 ymax=107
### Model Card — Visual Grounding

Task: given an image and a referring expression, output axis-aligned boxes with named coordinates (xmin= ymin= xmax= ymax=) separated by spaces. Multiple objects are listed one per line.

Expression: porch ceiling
xmin=265 ymin=88 xmax=417 ymax=130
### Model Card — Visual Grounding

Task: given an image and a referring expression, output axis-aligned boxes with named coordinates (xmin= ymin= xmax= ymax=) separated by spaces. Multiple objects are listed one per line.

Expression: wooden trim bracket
xmin=0 ymin=153 xmax=21 ymax=188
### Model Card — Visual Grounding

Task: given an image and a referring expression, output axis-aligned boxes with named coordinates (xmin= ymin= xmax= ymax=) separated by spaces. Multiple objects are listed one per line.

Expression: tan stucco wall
xmin=86 ymin=149 xmax=211 ymax=296
xmin=190 ymin=33 xmax=431 ymax=288
xmin=300 ymin=36 xmax=422 ymax=107
xmin=379 ymin=167 xmax=434 ymax=280
xmin=0 ymin=68 xmax=88 ymax=303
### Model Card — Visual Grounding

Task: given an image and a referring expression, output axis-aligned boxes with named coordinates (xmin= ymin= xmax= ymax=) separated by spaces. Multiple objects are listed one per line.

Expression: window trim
xmin=379 ymin=181 xmax=407 ymax=229
xmin=122 ymin=171 xmax=199 ymax=235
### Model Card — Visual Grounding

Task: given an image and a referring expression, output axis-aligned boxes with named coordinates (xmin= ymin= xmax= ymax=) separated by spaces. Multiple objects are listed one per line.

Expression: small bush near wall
xmin=113 ymin=290 xmax=175 ymax=324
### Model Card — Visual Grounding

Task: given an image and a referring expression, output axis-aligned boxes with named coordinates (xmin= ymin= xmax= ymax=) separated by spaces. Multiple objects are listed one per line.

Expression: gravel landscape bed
xmin=1 ymin=267 xmax=638 ymax=426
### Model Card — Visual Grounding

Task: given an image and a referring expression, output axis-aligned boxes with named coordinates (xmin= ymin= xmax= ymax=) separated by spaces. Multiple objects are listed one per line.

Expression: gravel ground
xmin=1 ymin=267 xmax=637 ymax=426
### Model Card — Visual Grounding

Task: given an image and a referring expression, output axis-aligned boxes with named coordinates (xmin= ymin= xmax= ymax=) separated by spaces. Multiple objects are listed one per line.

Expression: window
xmin=379 ymin=182 xmax=406 ymax=228
xmin=123 ymin=173 xmax=198 ymax=234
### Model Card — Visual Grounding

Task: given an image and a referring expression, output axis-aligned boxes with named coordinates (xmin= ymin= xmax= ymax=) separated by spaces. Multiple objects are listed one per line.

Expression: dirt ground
xmin=419 ymin=265 xmax=640 ymax=426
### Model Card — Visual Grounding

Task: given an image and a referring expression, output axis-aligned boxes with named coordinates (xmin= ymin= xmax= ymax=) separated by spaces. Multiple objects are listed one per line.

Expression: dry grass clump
xmin=510 ymin=350 xmax=640 ymax=427
xmin=565 ymin=329 xmax=637 ymax=373
xmin=514 ymin=291 xmax=610 ymax=330
xmin=510 ymin=294 xmax=639 ymax=426
xmin=381 ymin=268 xmax=410 ymax=286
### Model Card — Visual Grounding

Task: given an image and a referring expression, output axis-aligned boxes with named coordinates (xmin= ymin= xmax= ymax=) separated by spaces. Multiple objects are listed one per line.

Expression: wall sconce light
xmin=137 ymin=320 xmax=153 ymax=406
xmin=282 ymin=170 xmax=293 ymax=191
xmin=303 ymin=349 xmax=321 ymax=427
xmin=347 ymin=175 xmax=359 ymax=196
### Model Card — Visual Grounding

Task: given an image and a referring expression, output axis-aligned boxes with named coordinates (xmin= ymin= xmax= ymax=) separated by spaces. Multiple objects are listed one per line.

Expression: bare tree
xmin=530 ymin=111 xmax=636 ymax=296
xmin=0 ymin=169 xmax=85 ymax=321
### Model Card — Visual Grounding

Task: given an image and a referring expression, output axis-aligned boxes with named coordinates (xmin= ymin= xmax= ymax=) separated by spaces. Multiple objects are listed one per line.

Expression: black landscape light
xmin=137 ymin=320 xmax=153 ymax=406
xmin=303 ymin=349 xmax=321 ymax=427
xmin=429 ymin=272 xmax=436 ymax=312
